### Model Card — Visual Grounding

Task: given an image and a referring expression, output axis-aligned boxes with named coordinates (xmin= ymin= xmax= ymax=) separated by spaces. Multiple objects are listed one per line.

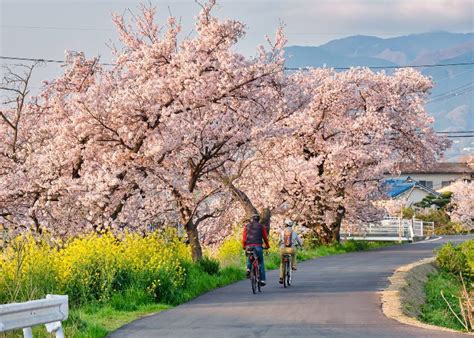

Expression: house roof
xmin=384 ymin=178 xmax=414 ymax=198
xmin=398 ymin=162 xmax=474 ymax=175
xmin=383 ymin=177 xmax=440 ymax=198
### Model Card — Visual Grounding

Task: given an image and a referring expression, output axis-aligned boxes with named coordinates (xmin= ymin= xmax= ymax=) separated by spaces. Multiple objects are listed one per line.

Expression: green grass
xmin=1 ymin=303 xmax=171 ymax=338
xmin=418 ymin=240 xmax=474 ymax=332
xmin=0 ymin=240 xmax=395 ymax=338
xmin=419 ymin=271 xmax=465 ymax=331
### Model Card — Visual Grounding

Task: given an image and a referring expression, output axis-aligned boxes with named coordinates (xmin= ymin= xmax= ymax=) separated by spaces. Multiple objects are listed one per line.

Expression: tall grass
xmin=420 ymin=239 xmax=474 ymax=332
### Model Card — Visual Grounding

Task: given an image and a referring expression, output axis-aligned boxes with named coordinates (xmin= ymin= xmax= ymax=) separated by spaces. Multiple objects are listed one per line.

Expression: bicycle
xmin=245 ymin=247 xmax=261 ymax=294
xmin=282 ymin=253 xmax=292 ymax=288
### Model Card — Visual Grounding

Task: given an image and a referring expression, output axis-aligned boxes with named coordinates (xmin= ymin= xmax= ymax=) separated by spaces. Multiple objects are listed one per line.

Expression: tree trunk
xmin=172 ymin=188 xmax=203 ymax=262
xmin=185 ymin=221 xmax=203 ymax=262
xmin=226 ymin=181 xmax=258 ymax=218
xmin=260 ymin=207 xmax=271 ymax=233
xmin=223 ymin=181 xmax=272 ymax=231
xmin=312 ymin=206 xmax=345 ymax=244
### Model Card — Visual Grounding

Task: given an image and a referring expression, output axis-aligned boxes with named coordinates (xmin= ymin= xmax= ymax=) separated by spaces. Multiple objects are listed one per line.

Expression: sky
xmin=1 ymin=0 xmax=473 ymax=84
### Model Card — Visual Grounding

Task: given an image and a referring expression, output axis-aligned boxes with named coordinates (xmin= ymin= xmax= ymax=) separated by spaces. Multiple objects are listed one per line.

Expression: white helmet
xmin=284 ymin=219 xmax=294 ymax=227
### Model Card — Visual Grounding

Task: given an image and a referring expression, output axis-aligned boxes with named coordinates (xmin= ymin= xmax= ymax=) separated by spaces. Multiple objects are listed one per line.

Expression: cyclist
xmin=242 ymin=213 xmax=270 ymax=286
xmin=279 ymin=219 xmax=303 ymax=284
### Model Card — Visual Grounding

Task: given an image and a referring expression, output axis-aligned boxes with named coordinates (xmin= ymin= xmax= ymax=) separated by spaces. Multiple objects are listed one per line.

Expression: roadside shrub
xmin=146 ymin=269 xmax=179 ymax=304
xmin=59 ymin=233 xmax=119 ymax=304
xmin=436 ymin=243 xmax=469 ymax=277
xmin=0 ymin=233 xmax=59 ymax=303
xmin=343 ymin=240 xmax=366 ymax=252
xmin=197 ymin=256 xmax=220 ymax=275
xmin=415 ymin=209 xmax=466 ymax=235
xmin=0 ymin=230 xmax=190 ymax=306
xmin=300 ymin=229 xmax=321 ymax=249
xmin=109 ymin=286 xmax=153 ymax=311
xmin=216 ymin=235 xmax=244 ymax=267
xmin=460 ymin=239 xmax=474 ymax=277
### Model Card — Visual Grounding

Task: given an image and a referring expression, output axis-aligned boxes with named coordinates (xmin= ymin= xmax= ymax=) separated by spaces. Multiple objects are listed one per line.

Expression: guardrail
xmin=341 ymin=217 xmax=434 ymax=242
xmin=0 ymin=295 xmax=68 ymax=338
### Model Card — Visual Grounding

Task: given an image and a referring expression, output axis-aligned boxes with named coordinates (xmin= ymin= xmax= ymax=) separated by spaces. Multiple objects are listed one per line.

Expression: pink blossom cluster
xmin=449 ymin=180 xmax=474 ymax=229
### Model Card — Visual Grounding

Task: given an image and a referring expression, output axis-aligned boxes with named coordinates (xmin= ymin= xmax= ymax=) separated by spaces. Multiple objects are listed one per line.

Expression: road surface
xmin=109 ymin=236 xmax=471 ymax=337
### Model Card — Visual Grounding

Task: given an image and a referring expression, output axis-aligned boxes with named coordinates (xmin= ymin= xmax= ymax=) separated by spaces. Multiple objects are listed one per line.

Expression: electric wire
xmin=1 ymin=55 xmax=474 ymax=70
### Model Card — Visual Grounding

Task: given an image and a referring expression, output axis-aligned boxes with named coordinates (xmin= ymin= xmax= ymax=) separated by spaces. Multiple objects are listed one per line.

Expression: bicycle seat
xmin=245 ymin=247 xmax=256 ymax=254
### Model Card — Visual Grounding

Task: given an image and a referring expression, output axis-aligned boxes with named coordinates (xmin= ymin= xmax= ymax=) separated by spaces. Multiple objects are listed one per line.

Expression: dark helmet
xmin=251 ymin=213 xmax=260 ymax=221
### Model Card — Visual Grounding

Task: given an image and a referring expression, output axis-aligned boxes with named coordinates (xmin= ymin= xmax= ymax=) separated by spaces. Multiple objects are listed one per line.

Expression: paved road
xmin=110 ymin=236 xmax=472 ymax=338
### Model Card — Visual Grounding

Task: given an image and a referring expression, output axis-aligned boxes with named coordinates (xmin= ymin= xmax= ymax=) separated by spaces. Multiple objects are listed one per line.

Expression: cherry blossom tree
xmin=449 ymin=181 xmax=474 ymax=229
xmin=1 ymin=1 xmax=287 ymax=260
xmin=222 ymin=68 xmax=449 ymax=243
xmin=449 ymin=157 xmax=474 ymax=229
xmin=0 ymin=63 xmax=50 ymax=233
xmin=287 ymin=68 xmax=449 ymax=243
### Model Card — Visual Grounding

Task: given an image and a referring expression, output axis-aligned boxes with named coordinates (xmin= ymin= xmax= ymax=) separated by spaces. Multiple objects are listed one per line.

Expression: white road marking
xmin=412 ymin=236 xmax=443 ymax=244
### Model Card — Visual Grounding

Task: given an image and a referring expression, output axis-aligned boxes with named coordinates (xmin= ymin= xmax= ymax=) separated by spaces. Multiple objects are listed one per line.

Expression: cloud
xmin=262 ymin=0 xmax=474 ymax=45
xmin=445 ymin=104 xmax=471 ymax=128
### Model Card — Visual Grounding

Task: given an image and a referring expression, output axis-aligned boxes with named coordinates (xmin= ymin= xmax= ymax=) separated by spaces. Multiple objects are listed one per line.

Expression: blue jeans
xmin=246 ymin=246 xmax=266 ymax=281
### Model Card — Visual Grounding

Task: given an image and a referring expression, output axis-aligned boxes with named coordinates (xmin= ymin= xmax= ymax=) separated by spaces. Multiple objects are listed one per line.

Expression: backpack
xmin=283 ymin=228 xmax=293 ymax=247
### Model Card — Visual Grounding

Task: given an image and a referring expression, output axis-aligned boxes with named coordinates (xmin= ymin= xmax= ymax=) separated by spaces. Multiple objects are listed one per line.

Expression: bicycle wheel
xmin=286 ymin=259 xmax=292 ymax=286
xmin=283 ymin=257 xmax=288 ymax=288
xmin=250 ymin=266 xmax=257 ymax=294
xmin=256 ymin=262 xmax=261 ymax=293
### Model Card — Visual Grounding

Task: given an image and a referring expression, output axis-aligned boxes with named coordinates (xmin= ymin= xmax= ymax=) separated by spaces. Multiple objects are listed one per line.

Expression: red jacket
xmin=242 ymin=221 xmax=270 ymax=249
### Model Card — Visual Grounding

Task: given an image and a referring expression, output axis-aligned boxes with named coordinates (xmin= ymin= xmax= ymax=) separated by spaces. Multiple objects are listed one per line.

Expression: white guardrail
xmin=0 ymin=295 xmax=68 ymax=338
xmin=341 ymin=217 xmax=435 ymax=242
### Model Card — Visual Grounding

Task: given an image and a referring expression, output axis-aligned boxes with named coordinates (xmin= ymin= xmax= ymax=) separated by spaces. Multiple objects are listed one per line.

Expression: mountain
xmin=285 ymin=32 xmax=474 ymax=160
xmin=285 ymin=45 xmax=398 ymax=69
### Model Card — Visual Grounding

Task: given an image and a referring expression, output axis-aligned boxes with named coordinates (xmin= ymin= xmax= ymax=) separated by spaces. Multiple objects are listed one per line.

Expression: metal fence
xmin=341 ymin=217 xmax=434 ymax=242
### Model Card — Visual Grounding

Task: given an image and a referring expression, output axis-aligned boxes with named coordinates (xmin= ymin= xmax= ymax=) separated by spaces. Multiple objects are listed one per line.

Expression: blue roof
xmin=383 ymin=177 xmax=415 ymax=198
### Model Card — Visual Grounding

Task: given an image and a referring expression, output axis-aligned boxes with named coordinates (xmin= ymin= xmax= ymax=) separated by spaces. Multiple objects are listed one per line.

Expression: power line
xmin=0 ymin=56 xmax=65 ymax=64
xmin=428 ymin=83 xmax=474 ymax=104
xmin=1 ymin=25 xmax=114 ymax=32
xmin=429 ymin=83 xmax=474 ymax=100
xmin=285 ymin=62 xmax=474 ymax=71
xmin=2 ymin=55 xmax=474 ymax=70
xmin=0 ymin=56 xmax=115 ymax=66
xmin=0 ymin=25 xmax=429 ymax=37
xmin=445 ymin=135 xmax=474 ymax=138
xmin=436 ymin=131 xmax=474 ymax=139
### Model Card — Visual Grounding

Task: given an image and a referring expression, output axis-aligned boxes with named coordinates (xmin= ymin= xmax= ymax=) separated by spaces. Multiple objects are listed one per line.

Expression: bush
xmin=460 ymin=240 xmax=474 ymax=277
xmin=0 ymin=230 xmax=190 ymax=306
xmin=0 ymin=234 xmax=59 ymax=303
xmin=146 ymin=269 xmax=180 ymax=304
xmin=342 ymin=240 xmax=366 ymax=252
xmin=197 ymin=256 xmax=220 ymax=275
xmin=216 ymin=234 xmax=245 ymax=267
xmin=415 ymin=209 xmax=466 ymax=235
xmin=436 ymin=243 xmax=469 ymax=277
xmin=109 ymin=287 xmax=153 ymax=311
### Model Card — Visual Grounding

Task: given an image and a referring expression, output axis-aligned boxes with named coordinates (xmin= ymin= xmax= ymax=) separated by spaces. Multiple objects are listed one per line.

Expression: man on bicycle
xmin=279 ymin=219 xmax=303 ymax=284
xmin=242 ymin=213 xmax=270 ymax=286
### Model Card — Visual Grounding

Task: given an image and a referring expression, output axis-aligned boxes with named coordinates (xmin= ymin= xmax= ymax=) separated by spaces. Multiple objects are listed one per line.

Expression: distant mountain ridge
xmin=285 ymin=32 xmax=474 ymax=68
xmin=285 ymin=32 xmax=474 ymax=160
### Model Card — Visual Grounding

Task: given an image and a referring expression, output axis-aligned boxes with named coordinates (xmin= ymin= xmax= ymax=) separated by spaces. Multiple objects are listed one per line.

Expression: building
xmin=383 ymin=177 xmax=440 ymax=206
xmin=391 ymin=162 xmax=474 ymax=191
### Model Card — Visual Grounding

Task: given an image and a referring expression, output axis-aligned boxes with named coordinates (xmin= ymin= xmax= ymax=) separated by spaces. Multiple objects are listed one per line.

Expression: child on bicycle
xmin=279 ymin=219 xmax=303 ymax=284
